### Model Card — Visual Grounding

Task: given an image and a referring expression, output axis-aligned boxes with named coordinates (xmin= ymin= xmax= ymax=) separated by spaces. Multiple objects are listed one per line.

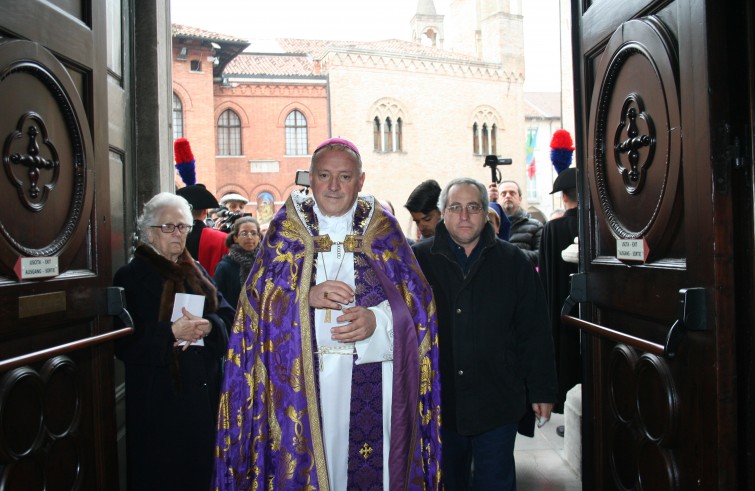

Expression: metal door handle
xmin=105 ymin=286 xmax=134 ymax=328
xmin=664 ymin=287 xmax=707 ymax=358
xmin=561 ymin=272 xmax=586 ymax=316
xmin=561 ymin=280 xmax=707 ymax=359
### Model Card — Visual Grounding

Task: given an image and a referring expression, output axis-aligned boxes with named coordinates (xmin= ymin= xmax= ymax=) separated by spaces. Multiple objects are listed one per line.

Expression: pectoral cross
xmin=316 ymin=233 xmax=363 ymax=323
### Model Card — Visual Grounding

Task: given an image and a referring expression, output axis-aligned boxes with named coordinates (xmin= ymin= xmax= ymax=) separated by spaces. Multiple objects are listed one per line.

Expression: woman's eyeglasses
xmin=238 ymin=231 xmax=260 ymax=238
xmin=150 ymin=223 xmax=193 ymax=234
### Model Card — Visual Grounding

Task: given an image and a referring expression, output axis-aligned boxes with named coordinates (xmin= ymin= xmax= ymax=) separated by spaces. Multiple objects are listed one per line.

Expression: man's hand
xmin=532 ymin=402 xmax=554 ymax=426
xmin=309 ymin=280 xmax=354 ymax=310
xmin=331 ymin=307 xmax=376 ymax=343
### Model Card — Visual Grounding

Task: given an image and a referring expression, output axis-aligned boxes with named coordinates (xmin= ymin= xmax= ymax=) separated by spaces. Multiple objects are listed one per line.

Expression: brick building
xmin=172 ymin=0 xmax=550 ymax=234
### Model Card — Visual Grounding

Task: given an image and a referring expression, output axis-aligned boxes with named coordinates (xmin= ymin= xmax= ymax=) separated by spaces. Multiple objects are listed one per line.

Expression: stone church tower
xmin=444 ymin=0 xmax=525 ymax=69
xmin=411 ymin=0 xmax=445 ymax=48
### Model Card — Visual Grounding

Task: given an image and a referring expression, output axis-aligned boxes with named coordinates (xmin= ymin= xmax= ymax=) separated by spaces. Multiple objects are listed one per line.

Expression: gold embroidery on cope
xmin=359 ymin=442 xmax=373 ymax=459
xmin=284 ymin=198 xmax=329 ymax=490
xmin=289 ymin=357 xmax=303 ymax=392
xmin=420 ymin=356 xmax=432 ymax=396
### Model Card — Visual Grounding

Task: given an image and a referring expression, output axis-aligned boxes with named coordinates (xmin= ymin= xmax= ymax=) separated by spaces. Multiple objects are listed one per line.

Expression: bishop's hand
xmin=331 ymin=307 xmax=376 ymax=343
xmin=309 ymin=280 xmax=355 ymax=310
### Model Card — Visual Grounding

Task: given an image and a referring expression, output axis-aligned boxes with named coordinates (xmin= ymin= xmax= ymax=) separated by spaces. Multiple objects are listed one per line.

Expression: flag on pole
xmin=526 ymin=128 xmax=538 ymax=179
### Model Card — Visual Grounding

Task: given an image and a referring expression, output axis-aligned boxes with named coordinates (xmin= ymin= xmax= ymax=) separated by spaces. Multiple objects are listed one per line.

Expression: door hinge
xmin=726 ymin=136 xmax=744 ymax=170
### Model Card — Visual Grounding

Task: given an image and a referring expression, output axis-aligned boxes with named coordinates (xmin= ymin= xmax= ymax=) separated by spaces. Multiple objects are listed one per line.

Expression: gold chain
xmin=320 ymin=240 xmax=348 ymax=323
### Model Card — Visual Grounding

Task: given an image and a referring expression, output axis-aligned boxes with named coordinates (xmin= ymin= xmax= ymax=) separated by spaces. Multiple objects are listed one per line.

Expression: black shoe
xmin=556 ymin=425 xmax=565 ymax=437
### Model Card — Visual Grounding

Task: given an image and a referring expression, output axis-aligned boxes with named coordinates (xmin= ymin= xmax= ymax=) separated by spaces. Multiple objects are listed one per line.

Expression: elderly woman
xmin=213 ymin=216 xmax=261 ymax=306
xmin=113 ymin=192 xmax=234 ymax=491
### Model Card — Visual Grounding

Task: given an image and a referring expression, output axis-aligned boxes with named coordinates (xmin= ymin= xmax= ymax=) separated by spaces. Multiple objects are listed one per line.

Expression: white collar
xmin=314 ymin=200 xmax=357 ymax=233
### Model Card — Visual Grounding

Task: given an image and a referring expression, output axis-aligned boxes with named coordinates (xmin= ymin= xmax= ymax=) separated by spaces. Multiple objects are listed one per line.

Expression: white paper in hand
xmin=172 ymin=293 xmax=206 ymax=346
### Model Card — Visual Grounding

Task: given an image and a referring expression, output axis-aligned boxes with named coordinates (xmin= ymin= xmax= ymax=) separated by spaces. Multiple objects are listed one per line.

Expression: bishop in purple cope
xmin=212 ymin=139 xmax=441 ymax=491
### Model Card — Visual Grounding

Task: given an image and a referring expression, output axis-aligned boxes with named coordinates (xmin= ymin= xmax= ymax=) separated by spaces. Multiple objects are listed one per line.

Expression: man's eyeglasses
xmin=150 ymin=223 xmax=193 ymax=234
xmin=445 ymin=203 xmax=484 ymax=215
xmin=238 ymin=231 xmax=260 ymax=238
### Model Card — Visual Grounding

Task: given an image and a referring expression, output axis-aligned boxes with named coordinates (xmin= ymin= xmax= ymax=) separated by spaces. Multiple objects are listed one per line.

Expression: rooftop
xmin=524 ymin=92 xmax=562 ymax=119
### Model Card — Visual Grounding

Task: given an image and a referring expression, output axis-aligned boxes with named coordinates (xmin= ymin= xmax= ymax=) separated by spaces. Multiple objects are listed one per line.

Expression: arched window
xmin=373 ymin=117 xmax=381 ymax=151
xmin=217 ymin=109 xmax=241 ymax=156
xmin=395 ymin=118 xmax=403 ymax=151
xmin=370 ymin=98 xmax=407 ymax=153
xmin=172 ymin=92 xmax=183 ymax=140
xmin=385 ymin=117 xmax=393 ymax=152
xmin=482 ymin=124 xmax=490 ymax=155
xmin=285 ymin=110 xmax=308 ymax=155
xmin=473 ymin=123 xmax=480 ymax=154
xmin=472 ymin=108 xmax=501 ymax=156
xmin=491 ymin=124 xmax=497 ymax=155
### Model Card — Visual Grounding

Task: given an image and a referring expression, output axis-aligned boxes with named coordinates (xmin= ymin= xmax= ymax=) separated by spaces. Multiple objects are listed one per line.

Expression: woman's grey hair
xmin=438 ymin=177 xmax=489 ymax=212
xmin=225 ymin=216 xmax=260 ymax=247
xmin=137 ymin=192 xmax=193 ymax=239
xmin=310 ymin=143 xmax=363 ymax=174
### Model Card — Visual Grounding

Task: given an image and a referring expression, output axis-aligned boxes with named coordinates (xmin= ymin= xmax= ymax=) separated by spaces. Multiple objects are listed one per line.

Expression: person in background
xmin=114 ymin=192 xmax=234 ymax=491
xmin=487 ymin=182 xmax=512 ymax=240
xmin=212 ymin=137 xmax=441 ymax=490
xmin=404 ymin=179 xmax=442 ymax=240
xmin=177 ymin=184 xmax=228 ymax=274
xmin=412 ymin=177 xmax=556 ymax=491
xmin=258 ymin=221 xmax=269 ymax=238
xmin=539 ymin=167 xmax=580 ymax=435
xmin=500 ymin=180 xmax=543 ymax=266
xmin=219 ymin=193 xmax=248 ymax=214
xmin=213 ymin=216 xmax=261 ymax=307
xmin=487 ymin=208 xmax=501 ymax=235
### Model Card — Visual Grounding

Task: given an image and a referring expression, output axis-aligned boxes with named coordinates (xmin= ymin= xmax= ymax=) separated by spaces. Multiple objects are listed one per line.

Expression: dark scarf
xmin=135 ymin=243 xmax=219 ymax=321
xmin=228 ymin=243 xmax=258 ymax=286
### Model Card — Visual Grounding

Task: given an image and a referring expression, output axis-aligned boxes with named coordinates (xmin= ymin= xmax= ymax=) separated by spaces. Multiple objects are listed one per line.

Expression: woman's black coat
xmin=114 ymin=247 xmax=234 ymax=491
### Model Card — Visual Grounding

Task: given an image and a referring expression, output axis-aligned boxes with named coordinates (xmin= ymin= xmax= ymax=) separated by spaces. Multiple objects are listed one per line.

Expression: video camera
xmin=215 ymin=209 xmax=243 ymax=232
xmin=295 ymin=170 xmax=310 ymax=195
xmin=483 ymin=155 xmax=512 ymax=184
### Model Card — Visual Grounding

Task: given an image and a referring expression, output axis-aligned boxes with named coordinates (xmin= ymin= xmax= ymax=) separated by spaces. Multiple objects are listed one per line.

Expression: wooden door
xmin=568 ymin=0 xmax=754 ymax=489
xmin=0 ymin=2 xmax=131 ymax=489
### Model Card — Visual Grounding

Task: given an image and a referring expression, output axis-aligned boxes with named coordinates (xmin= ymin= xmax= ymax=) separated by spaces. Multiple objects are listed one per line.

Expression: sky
xmin=170 ymin=0 xmax=562 ymax=92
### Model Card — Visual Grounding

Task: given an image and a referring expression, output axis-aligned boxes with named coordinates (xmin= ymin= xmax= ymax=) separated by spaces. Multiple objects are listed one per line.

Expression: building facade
xmin=172 ymin=0 xmax=554 ymax=234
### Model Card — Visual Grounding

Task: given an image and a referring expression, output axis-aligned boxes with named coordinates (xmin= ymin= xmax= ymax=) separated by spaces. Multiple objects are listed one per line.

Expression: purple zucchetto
xmin=313 ymin=137 xmax=361 ymax=156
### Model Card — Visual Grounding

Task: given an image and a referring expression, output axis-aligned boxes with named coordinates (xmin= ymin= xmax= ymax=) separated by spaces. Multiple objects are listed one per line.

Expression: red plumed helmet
xmin=174 ymin=138 xmax=196 ymax=186
xmin=549 ymin=129 xmax=575 ymax=151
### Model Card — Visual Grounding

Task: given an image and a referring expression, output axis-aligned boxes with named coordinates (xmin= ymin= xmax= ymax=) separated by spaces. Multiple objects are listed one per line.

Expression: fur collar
xmin=135 ymin=244 xmax=219 ymax=322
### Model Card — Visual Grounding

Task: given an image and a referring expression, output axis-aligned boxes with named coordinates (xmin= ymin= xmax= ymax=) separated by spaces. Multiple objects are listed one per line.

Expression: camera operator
xmin=219 ymin=193 xmax=248 ymax=214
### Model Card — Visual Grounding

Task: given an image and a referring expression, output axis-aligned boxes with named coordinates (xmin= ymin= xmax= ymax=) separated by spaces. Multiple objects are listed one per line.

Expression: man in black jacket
xmin=412 ymin=177 xmax=557 ymax=491
xmin=500 ymin=180 xmax=543 ymax=266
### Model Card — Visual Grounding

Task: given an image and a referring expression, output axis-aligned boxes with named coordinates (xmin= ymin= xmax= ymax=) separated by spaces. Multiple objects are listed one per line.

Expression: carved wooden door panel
xmin=0 ymin=2 xmax=131 ymax=490
xmin=569 ymin=0 xmax=753 ymax=489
